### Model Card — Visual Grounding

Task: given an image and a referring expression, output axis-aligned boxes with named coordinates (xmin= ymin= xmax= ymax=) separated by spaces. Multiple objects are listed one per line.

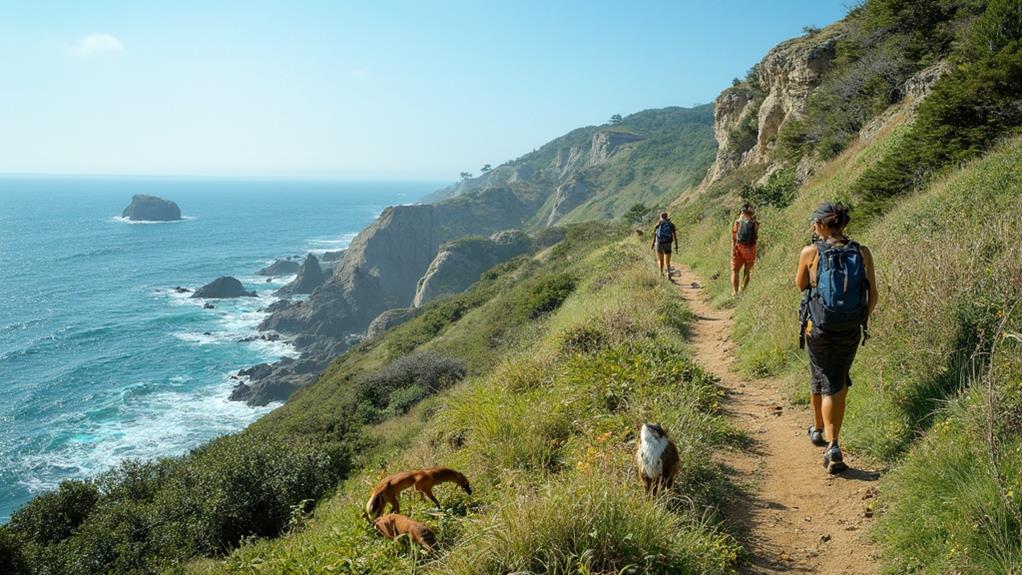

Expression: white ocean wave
xmin=16 ymin=377 xmax=280 ymax=495
xmin=110 ymin=216 xmax=195 ymax=225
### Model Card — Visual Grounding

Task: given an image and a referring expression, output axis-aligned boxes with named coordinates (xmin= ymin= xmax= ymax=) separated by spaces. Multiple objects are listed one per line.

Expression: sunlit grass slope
xmin=190 ymin=238 xmax=743 ymax=575
xmin=673 ymin=131 xmax=1022 ymax=573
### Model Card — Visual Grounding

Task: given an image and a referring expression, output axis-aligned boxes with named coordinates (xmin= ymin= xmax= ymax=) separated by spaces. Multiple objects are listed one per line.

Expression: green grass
xmin=188 ymin=240 xmax=742 ymax=575
xmin=673 ymin=121 xmax=1022 ymax=573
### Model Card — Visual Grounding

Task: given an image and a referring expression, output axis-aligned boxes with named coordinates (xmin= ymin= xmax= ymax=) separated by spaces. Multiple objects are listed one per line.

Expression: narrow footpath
xmin=671 ymin=265 xmax=881 ymax=575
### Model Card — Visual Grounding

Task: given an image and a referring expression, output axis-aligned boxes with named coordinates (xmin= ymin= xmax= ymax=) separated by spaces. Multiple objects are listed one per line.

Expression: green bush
xmin=354 ymin=351 xmax=466 ymax=421
xmin=0 ymin=527 xmax=28 ymax=575
xmin=8 ymin=480 xmax=99 ymax=546
xmin=6 ymin=435 xmax=341 ymax=574
xmin=854 ymin=39 xmax=1022 ymax=214
xmin=740 ymin=167 xmax=797 ymax=209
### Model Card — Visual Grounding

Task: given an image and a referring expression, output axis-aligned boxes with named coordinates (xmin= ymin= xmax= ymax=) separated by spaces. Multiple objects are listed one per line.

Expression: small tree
xmin=480 ymin=164 xmax=492 ymax=173
xmin=609 ymin=114 xmax=623 ymax=125
xmin=622 ymin=203 xmax=652 ymax=225
xmin=802 ymin=25 xmax=821 ymax=36
xmin=459 ymin=171 xmax=473 ymax=180
xmin=732 ymin=77 xmax=742 ymax=86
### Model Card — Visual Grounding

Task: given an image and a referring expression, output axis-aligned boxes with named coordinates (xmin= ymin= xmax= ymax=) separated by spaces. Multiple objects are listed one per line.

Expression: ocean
xmin=0 ymin=177 xmax=437 ymax=522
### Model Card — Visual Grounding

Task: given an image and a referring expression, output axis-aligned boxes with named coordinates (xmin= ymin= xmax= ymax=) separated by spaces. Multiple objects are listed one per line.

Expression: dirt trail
xmin=670 ymin=265 xmax=881 ymax=575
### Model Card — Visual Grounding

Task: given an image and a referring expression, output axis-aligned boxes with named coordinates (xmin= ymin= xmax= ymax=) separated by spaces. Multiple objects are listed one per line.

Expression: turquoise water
xmin=0 ymin=177 xmax=436 ymax=522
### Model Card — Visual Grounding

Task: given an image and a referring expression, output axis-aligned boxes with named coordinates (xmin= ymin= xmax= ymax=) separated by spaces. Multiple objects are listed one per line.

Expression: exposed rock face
xmin=413 ymin=229 xmax=532 ymax=307
xmin=191 ymin=276 xmax=256 ymax=298
xmin=260 ymin=186 xmax=538 ymax=346
xmin=703 ymin=87 xmax=762 ymax=183
xmin=546 ymin=177 xmax=591 ymax=227
xmin=319 ymin=250 xmax=345 ymax=263
xmin=858 ymin=60 xmax=954 ymax=142
xmin=556 ymin=130 xmax=643 ymax=178
xmin=257 ymin=259 xmax=301 ymax=276
xmin=703 ymin=30 xmax=839 ymax=185
xmin=366 ymin=307 xmax=419 ymax=339
xmin=121 ymin=195 xmax=182 ymax=221
xmin=275 ymin=254 xmax=326 ymax=297
xmin=753 ymin=35 xmax=838 ymax=163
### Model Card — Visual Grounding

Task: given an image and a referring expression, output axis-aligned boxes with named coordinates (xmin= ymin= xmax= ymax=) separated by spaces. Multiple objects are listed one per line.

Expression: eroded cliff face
xmin=424 ymin=128 xmax=646 ymax=226
xmin=704 ymin=30 xmax=840 ymax=185
xmin=260 ymin=187 xmax=536 ymax=344
xmin=412 ymin=229 xmax=532 ymax=308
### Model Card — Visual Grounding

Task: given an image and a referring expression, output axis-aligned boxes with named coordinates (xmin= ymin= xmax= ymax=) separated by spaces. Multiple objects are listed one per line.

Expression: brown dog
xmin=365 ymin=467 xmax=472 ymax=519
xmin=373 ymin=513 xmax=438 ymax=555
xmin=635 ymin=423 xmax=680 ymax=495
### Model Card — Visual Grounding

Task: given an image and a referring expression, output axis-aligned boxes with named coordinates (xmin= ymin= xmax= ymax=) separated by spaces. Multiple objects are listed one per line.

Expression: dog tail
xmin=365 ymin=492 xmax=384 ymax=520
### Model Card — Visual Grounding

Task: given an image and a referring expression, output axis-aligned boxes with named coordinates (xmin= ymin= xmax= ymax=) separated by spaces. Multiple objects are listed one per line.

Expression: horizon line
xmin=0 ymin=171 xmax=454 ymax=184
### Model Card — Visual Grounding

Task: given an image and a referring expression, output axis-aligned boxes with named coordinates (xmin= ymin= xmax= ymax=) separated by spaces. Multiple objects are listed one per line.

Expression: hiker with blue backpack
xmin=652 ymin=212 xmax=679 ymax=278
xmin=795 ymin=202 xmax=878 ymax=474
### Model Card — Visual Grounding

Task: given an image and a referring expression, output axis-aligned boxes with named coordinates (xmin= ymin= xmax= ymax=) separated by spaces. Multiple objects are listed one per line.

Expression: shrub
xmin=0 ymin=527 xmax=28 ymax=575
xmin=355 ymin=351 xmax=466 ymax=421
xmin=740 ymin=167 xmax=797 ymax=209
xmin=8 ymin=479 xmax=99 ymax=545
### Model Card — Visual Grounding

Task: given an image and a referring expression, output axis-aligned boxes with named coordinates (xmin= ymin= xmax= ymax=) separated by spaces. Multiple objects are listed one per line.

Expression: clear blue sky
xmin=0 ymin=0 xmax=848 ymax=180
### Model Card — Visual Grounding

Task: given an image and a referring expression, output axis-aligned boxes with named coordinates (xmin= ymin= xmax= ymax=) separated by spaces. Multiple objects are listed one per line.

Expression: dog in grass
xmin=364 ymin=467 xmax=472 ymax=519
xmin=373 ymin=513 xmax=438 ymax=556
xmin=635 ymin=423 xmax=680 ymax=495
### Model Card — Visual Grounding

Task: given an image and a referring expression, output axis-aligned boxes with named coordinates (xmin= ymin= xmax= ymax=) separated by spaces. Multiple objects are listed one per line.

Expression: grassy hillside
xmin=677 ymin=128 xmax=1022 ymax=575
xmin=428 ymin=105 xmax=717 ymax=228
xmin=1 ymin=225 xmax=637 ymax=574
xmin=188 ymin=238 xmax=742 ymax=575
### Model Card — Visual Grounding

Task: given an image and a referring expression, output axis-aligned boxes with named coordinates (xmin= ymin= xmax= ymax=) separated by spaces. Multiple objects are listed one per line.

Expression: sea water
xmin=0 ymin=177 xmax=437 ymax=522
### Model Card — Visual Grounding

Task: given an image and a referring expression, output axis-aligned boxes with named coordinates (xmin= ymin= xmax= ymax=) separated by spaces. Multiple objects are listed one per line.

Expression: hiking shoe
xmin=807 ymin=426 xmax=827 ymax=447
xmin=823 ymin=445 xmax=848 ymax=475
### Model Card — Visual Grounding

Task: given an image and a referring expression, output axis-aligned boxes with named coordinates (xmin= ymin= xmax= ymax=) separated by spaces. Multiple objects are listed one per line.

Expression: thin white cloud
xmin=71 ymin=33 xmax=124 ymax=57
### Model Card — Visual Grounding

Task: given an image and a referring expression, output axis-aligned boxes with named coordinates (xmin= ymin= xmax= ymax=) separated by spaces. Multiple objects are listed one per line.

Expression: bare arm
xmin=731 ymin=222 xmax=737 ymax=250
xmin=860 ymin=245 xmax=879 ymax=318
xmin=795 ymin=245 xmax=815 ymax=291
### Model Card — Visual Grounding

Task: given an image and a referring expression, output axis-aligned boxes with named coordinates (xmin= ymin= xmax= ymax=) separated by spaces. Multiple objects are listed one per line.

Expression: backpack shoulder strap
xmin=809 ymin=241 xmax=827 ymax=288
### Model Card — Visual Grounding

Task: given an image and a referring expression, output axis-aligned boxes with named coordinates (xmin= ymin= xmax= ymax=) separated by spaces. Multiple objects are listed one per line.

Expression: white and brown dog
xmin=635 ymin=423 xmax=680 ymax=495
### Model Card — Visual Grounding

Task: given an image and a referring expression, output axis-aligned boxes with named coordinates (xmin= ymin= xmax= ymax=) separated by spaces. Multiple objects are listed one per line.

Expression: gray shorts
xmin=807 ymin=327 xmax=861 ymax=396
xmin=655 ymin=241 xmax=673 ymax=254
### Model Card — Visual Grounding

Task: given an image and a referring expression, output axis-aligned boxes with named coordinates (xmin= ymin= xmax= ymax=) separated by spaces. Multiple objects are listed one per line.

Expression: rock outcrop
xmin=191 ymin=276 xmax=256 ymax=298
xmin=121 ymin=195 xmax=182 ymax=221
xmin=366 ymin=307 xmax=419 ymax=340
xmin=545 ymin=177 xmax=591 ymax=227
xmin=703 ymin=30 xmax=839 ymax=185
xmin=275 ymin=254 xmax=326 ymax=297
xmin=413 ymin=230 xmax=532 ymax=307
xmin=257 ymin=259 xmax=301 ymax=276
xmin=556 ymin=130 xmax=643 ymax=178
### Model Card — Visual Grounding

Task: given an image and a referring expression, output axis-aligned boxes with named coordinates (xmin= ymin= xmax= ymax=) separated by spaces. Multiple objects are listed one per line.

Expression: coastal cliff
xmin=413 ymin=230 xmax=532 ymax=307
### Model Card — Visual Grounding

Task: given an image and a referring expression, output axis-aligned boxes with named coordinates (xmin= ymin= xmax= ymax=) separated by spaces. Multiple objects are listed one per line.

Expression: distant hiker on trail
xmin=731 ymin=204 xmax=759 ymax=295
xmin=652 ymin=212 xmax=678 ymax=278
xmin=795 ymin=202 xmax=878 ymax=474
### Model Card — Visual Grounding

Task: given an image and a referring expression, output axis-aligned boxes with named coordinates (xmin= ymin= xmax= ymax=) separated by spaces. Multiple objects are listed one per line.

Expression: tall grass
xmin=674 ymin=126 xmax=1022 ymax=573
xmin=191 ymin=240 xmax=742 ymax=575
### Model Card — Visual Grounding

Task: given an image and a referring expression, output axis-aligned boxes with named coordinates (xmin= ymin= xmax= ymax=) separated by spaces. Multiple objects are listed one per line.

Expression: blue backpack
xmin=809 ymin=240 xmax=868 ymax=333
xmin=656 ymin=220 xmax=674 ymax=242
